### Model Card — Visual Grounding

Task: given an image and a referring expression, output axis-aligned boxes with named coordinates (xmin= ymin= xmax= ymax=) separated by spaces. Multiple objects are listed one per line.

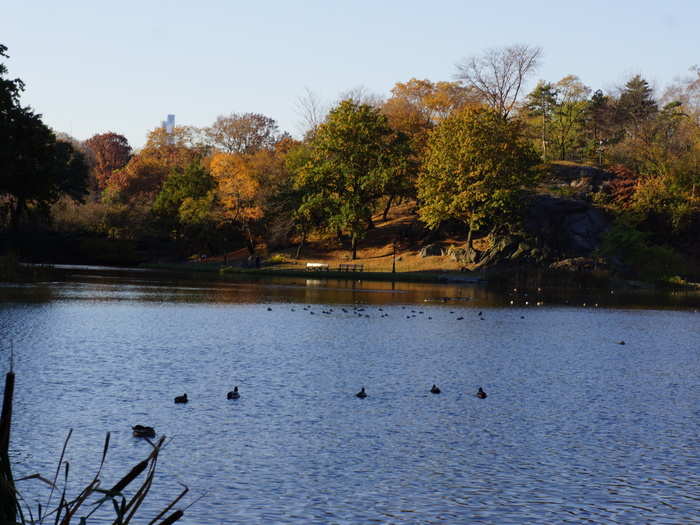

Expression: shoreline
xmin=140 ymin=262 xmax=487 ymax=285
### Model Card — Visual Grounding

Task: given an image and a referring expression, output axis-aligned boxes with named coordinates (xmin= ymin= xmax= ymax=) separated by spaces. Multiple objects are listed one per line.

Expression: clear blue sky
xmin=3 ymin=0 xmax=699 ymax=148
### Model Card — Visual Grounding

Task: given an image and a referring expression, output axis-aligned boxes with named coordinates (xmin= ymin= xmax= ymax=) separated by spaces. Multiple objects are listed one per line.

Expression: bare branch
xmin=456 ymin=44 xmax=542 ymax=119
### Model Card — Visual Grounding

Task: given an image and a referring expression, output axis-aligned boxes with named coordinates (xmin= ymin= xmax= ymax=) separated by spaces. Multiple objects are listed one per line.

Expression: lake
xmin=2 ymin=267 xmax=700 ymax=524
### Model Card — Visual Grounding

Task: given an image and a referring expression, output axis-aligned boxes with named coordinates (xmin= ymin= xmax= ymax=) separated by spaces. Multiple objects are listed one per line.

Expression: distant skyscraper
xmin=161 ymin=114 xmax=175 ymax=144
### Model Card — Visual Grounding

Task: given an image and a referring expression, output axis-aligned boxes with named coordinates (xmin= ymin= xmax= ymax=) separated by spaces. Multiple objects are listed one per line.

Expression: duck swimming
xmin=174 ymin=393 xmax=188 ymax=404
xmin=476 ymin=387 xmax=487 ymax=399
xmin=227 ymin=386 xmax=240 ymax=399
xmin=132 ymin=425 xmax=156 ymax=438
xmin=356 ymin=387 xmax=367 ymax=399
xmin=430 ymin=384 xmax=441 ymax=394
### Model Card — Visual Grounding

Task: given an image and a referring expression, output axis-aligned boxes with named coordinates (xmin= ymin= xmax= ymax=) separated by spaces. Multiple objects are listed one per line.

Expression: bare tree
xmin=338 ymin=85 xmax=385 ymax=108
xmin=455 ymin=44 xmax=542 ymax=119
xmin=295 ymin=87 xmax=327 ymax=137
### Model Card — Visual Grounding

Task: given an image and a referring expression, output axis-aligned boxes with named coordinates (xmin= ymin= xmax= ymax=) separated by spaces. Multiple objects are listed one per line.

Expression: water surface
xmin=2 ymin=269 xmax=699 ymax=523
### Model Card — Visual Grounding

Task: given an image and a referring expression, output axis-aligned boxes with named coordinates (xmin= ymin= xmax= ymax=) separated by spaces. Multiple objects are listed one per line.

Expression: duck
xmin=476 ymin=387 xmax=487 ymax=399
xmin=132 ymin=425 xmax=156 ymax=438
xmin=227 ymin=386 xmax=240 ymax=399
xmin=174 ymin=393 xmax=188 ymax=404
xmin=356 ymin=387 xmax=367 ymax=399
xmin=430 ymin=384 xmax=441 ymax=394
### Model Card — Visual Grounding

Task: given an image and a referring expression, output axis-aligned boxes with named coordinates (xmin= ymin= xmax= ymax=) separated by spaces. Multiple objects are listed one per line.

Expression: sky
xmin=3 ymin=0 xmax=699 ymax=148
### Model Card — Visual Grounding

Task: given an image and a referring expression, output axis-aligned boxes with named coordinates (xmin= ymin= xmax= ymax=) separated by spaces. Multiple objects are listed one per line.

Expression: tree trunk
xmin=466 ymin=223 xmax=474 ymax=262
xmin=244 ymin=224 xmax=255 ymax=255
xmin=336 ymin=228 xmax=344 ymax=242
xmin=295 ymin=230 xmax=306 ymax=259
xmin=382 ymin=194 xmax=395 ymax=221
xmin=9 ymin=197 xmax=26 ymax=233
xmin=351 ymin=234 xmax=357 ymax=260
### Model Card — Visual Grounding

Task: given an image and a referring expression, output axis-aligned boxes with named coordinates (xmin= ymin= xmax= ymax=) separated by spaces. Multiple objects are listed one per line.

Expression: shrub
xmin=599 ymin=220 xmax=685 ymax=281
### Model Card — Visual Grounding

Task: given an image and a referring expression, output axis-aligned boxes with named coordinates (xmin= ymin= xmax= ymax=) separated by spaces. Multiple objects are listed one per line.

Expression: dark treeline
xmin=2 ymin=43 xmax=699 ymax=279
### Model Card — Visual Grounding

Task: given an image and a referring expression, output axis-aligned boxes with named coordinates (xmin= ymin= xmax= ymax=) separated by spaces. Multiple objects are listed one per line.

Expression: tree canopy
xmin=418 ymin=106 xmax=539 ymax=253
xmin=0 ymin=44 xmax=89 ymax=230
xmin=292 ymin=99 xmax=411 ymax=258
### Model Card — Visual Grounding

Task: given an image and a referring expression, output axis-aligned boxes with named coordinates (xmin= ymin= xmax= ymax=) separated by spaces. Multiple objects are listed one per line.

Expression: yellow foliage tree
xmin=210 ymin=152 xmax=264 ymax=253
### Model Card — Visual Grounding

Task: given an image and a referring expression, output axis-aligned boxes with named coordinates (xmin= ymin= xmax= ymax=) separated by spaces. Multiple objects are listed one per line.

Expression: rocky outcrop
xmin=544 ymin=163 xmax=614 ymax=199
xmin=450 ymin=194 xmax=611 ymax=269
xmin=524 ymin=195 xmax=609 ymax=256
xmin=419 ymin=243 xmax=444 ymax=257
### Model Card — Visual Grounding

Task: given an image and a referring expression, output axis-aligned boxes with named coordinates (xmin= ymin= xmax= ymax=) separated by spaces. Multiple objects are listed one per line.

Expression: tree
xmin=295 ymin=88 xmax=327 ymax=138
xmin=152 ymin=162 xmax=217 ymax=251
xmin=584 ymin=89 xmax=616 ymax=164
xmin=106 ymin=126 xmax=205 ymax=203
xmin=210 ymin=152 xmax=265 ymax=253
xmin=292 ymin=100 xmax=410 ymax=259
xmin=616 ymin=75 xmax=658 ymax=135
xmin=525 ymin=81 xmax=557 ymax=160
xmin=418 ymin=107 xmax=539 ymax=258
xmin=549 ymin=75 xmax=591 ymax=160
xmin=206 ymin=112 xmax=281 ymax=154
xmin=455 ymin=44 xmax=542 ymax=119
xmin=382 ymin=78 xmax=477 ymax=152
xmin=0 ymin=44 xmax=89 ymax=231
xmin=84 ymin=132 xmax=132 ymax=191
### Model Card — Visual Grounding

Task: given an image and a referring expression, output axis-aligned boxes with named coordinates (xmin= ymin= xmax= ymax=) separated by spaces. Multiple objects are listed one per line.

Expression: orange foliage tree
xmin=209 ymin=152 xmax=265 ymax=253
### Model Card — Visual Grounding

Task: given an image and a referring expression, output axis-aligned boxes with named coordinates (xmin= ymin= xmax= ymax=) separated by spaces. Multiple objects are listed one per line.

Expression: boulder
xmin=447 ymin=246 xmax=476 ymax=264
xmin=419 ymin=243 xmax=444 ymax=257
xmin=549 ymin=257 xmax=599 ymax=272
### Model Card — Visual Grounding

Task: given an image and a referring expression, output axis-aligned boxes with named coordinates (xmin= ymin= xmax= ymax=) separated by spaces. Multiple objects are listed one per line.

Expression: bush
xmin=265 ymin=253 xmax=287 ymax=265
xmin=599 ymin=220 xmax=685 ymax=281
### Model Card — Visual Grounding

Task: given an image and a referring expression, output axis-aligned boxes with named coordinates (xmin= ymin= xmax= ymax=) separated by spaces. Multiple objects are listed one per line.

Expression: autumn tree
xmin=206 ymin=112 xmax=281 ymax=154
xmin=382 ymin=78 xmax=477 ymax=152
xmin=418 ymin=107 xmax=539 ymax=258
xmin=210 ymin=152 xmax=265 ymax=253
xmin=455 ymin=44 xmax=542 ymax=119
xmin=292 ymin=100 xmax=411 ymax=259
xmin=106 ymin=126 xmax=205 ymax=203
xmin=84 ymin=132 xmax=131 ymax=192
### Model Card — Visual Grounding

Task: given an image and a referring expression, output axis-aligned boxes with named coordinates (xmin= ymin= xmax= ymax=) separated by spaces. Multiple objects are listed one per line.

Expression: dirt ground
xmin=204 ymin=202 xmax=469 ymax=273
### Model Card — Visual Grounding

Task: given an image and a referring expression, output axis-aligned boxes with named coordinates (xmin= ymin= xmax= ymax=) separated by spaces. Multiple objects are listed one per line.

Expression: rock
xmin=419 ymin=243 xmax=443 ymax=257
xmin=524 ymin=194 xmax=610 ymax=258
xmin=447 ymin=245 xmax=477 ymax=264
xmin=549 ymin=257 xmax=601 ymax=272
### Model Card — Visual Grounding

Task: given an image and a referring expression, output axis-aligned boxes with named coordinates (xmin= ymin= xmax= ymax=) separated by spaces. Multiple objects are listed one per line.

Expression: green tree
xmin=525 ymin=81 xmax=557 ymax=160
xmin=0 ymin=44 xmax=88 ymax=231
xmin=583 ymin=89 xmax=616 ymax=164
xmin=418 ymin=107 xmax=539 ymax=257
xmin=616 ymin=75 xmax=658 ymax=135
xmin=549 ymin=75 xmax=591 ymax=160
xmin=293 ymin=100 xmax=410 ymax=259
xmin=152 ymin=163 xmax=218 ymax=254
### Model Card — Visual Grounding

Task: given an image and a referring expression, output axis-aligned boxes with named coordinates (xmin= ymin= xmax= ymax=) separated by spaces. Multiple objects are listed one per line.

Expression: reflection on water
xmin=3 ymin=266 xmax=700 ymax=309
xmin=1 ymin=267 xmax=700 ymax=524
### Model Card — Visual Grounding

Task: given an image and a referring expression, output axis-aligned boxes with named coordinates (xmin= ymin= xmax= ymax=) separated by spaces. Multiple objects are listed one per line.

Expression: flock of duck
xmin=281 ymin=304 xmax=498 ymax=321
xmin=132 ymin=385 xmax=488 ymax=438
